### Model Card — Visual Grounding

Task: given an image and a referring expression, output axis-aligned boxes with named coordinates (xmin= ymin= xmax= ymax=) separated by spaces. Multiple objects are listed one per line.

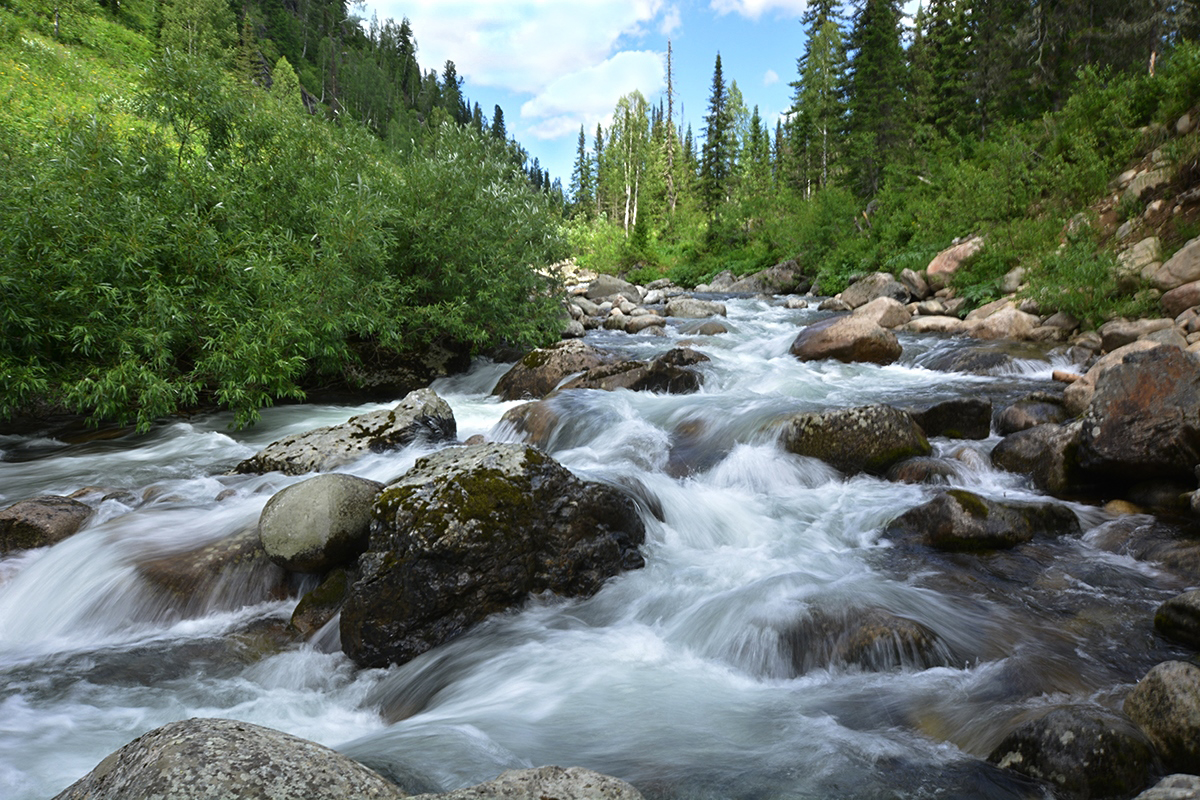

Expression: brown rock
xmin=492 ymin=340 xmax=617 ymax=401
xmin=927 ymin=236 xmax=984 ymax=287
xmin=0 ymin=495 xmax=93 ymax=553
xmin=790 ymin=315 xmax=902 ymax=365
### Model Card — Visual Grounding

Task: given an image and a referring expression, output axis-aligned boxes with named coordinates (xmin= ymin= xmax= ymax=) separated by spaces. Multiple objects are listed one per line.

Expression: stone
xmin=899 ymin=268 xmax=929 ymax=300
xmin=784 ymin=607 xmax=950 ymax=675
xmin=409 ymin=766 xmax=644 ymax=800
xmin=789 ymin=315 xmax=902 ymax=365
xmin=990 ymin=421 xmax=1084 ymax=496
xmin=818 ymin=297 xmax=852 ymax=312
xmin=561 ymin=319 xmax=585 ymax=338
xmin=234 ymin=389 xmax=456 ymax=475
xmin=1124 ymin=661 xmax=1200 ymax=774
xmin=258 ymin=474 xmax=383 ymax=573
xmin=784 ymin=295 xmax=809 ymax=309
xmin=570 ymin=296 xmax=602 ymax=316
xmin=1125 ymin=168 xmax=1172 ymax=203
xmin=840 ymin=272 xmax=909 ymax=309
xmin=986 ymin=707 xmax=1155 ymax=800
xmin=1078 ymin=346 xmax=1200 ymax=480
xmin=1043 ymin=311 xmax=1081 ymax=331
xmin=926 ymin=236 xmax=984 ymax=287
xmin=1099 ymin=317 xmax=1173 ymax=352
xmin=340 ymin=444 xmax=646 ymax=668
xmin=1062 ymin=340 xmax=1166 ymax=416
xmin=624 ymin=315 xmax=668 ymax=334
xmin=1133 ymin=774 xmax=1200 ymax=800
xmin=586 ymin=274 xmax=640 ymax=304
xmin=884 ymin=489 xmax=1080 ymax=552
xmin=290 ymin=568 xmax=352 ymax=638
xmin=1155 ymin=589 xmax=1200 ymax=650
xmin=51 ymin=717 xmax=405 ymax=800
xmin=492 ymin=340 xmax=616 ymax=401
xmin=0 ymin=495 xmax=93 ymax=553
xmin=780 ymin=404 xmax=931 ymax=476
xmin=495 ymin=400 xmax=560 ymax=449
xmin=852 ymin=296 xmax=912 ymax=329
xmin=963 ymin=307 xmax=1040 ymax=341
xmin=1147 ymin=237 xmax=1200 ymax=291
xmin=886 ymin=457 xmax=961 ymax=485
xmin=729 ymin=259 xmax=811 ymax=294
xmin=1000 ymin=266 xmax=1026 ymax=294
xmin=665 ymin=297 xmax=727 ymax=318
xmin=1119 ymin=237 xmax=1164 ymax=278
xmin=926 ymin=347 xmax=1013 ymax=374
xmin=1178 ymin=112 xmax=1197 ymax=136
xmin=995 ymin=395 xmax=1067 ymax=435
xmin=1164 ymin=281 xmax=1200 ymax=318
xmin=558 ymin=348 xmax=708 ymax=394
xmin=907 ymin=397 xmax=992 ymax=440
xmin=136 ymin=529 xmax=288 ymax=615
xmin=901 ymin=315 xmax=966 ymax=335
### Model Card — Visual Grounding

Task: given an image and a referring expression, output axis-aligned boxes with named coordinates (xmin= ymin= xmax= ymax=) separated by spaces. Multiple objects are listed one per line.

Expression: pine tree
xmin=491 ymin=105 xmax=506 ymax=140
xmin=919 ymin=0 xmax=975 ymax=138
xmin=699 ymin=53 xmax=733 ymax=215
xmin=845 ymin=0 xmax=908 ymax=197
xmin=593 ymin=123 xmax=605 ymax=217
xmin=570 ymin=124 xmax=594 ymax=216
xmin=789 ymin=4 xmax=848 ymax=195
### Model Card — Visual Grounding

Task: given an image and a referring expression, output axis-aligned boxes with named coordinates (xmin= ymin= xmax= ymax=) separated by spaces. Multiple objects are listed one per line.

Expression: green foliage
xmin=1026 ymin=232 xmax=1155 ymax=328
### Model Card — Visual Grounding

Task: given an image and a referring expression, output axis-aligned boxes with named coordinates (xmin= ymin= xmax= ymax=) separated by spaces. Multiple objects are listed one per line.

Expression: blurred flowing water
xmin=0 ymin=297 xmax=1191 ymax=799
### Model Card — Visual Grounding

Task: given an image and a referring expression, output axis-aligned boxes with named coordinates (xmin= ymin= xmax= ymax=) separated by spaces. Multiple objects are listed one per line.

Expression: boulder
xmin=558 ymin=348 xmax=708 ymax=394
xmin=1077 ymin=346 xmax=1200 ymax=480
xmin=727 ymin=259 xmax=810 ymax=295
xmin=964 ymin=307 xmax=1040 ymax=341
xmin=1000 ymin=266 xmax=1026 ymax=294
xmin=1124 ymin=661 xmax=1200 ymax=774
xmin=1063 ymin=340 xmax=1167 ymax=416
xmin=990 ymin=422 xmax=1084 ymax=496
xmin=586 ymin=274 xmax=640 ymax=304
xmin=899 ymin=268 xmax=929 ymax=300
xmin=926 ymin=236 xmax=984 ymax=288
xmin=907 ymin=397 xmax=992 ymax=439
xmin=136 ymin=529 xmax=288 ymax=615
xmin=409 ymin=766 xmax=644 ymax=800
xmin=926 ymin=347 xmax=1014 ymax=374
xmin=258 ymin=474 xmax=383 ymax=573
xmin=665 ymin=297 xmax=727 ymax=319
xmin=1155 ymin=589 xmax=1200 ymax=650
xmin=886 ymin=457 xmax=961 ymax=485
xmin=995 ymin=395 xmax=1068 ymax=435
xmin=986 ymin=707 xmax=1155 ymax=800
xmin=1133 ymin=774 xmax=1200 ymax=800
xmin=789 ymin=315 xmax=902 ymax=366
xmin=901 ymin=315 xmax=966 ymax=335
xmin=1119 ymin=237 xmax=1163 ymax=280
xmin=780 ymin=405 xmax=930 ymax=476
xmin=0 ymin=495 xmax=93 ymax=553
xmin=290 ymin=568 xmax=352 ymax=638
xmin=234 ymin=389 xmax=456 ymax=475
xmin=840 ymin=272 xmax=909 ymax=309
xmin=495 ymin=400 xmax=561 ymax=449
xmin=51 ymin=717 xmax=404 ymax=800
xmin=884 ymin=489 xmax=1080 ymax=552
xmin=624 ymin=314 xmax=667 ymax=334
xmin=340 ymin=444 xmax=646 ymax=668
xmin=818 ymin=297 xmax=852 ymax=312
xmin=784 ymin=607 xmax=950 ymax=675
xmin=1099 ymin=318 xmax=1175 ymax=352
xmin=1147 ymin=237 xmax=1200 ymax=291
xmin=852 ymin=296 xmax=912 ymax=329
xmin=492 ymin=340 xmax=616 ymax=401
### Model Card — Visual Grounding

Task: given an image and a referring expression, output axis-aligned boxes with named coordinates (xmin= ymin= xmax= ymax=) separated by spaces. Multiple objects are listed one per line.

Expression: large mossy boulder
xmin=234 ymin=389 xmax=456 ymax=475
xmin=340 ymin=443 xmax=646 ymax=668
xmin=0 ymin=495 xmax=93 ymax=553
xmin=492 ymin=340 xmax=617 ymax=401
xmin=987 ymin=707 xmax=1156 ymax=800
xmin=258 ymin=474 xmax=383 ymax=573
xmin=52 ymin=717 xmax=405 ymax=800
xmin=789 ymin=315 xmax=902 ymax=365
xmin=1124 ymin=661 xmax=1200 ymax=774
xmin=884 ymin=489 xmax=1080 ymax=552
xmin=780 ymin=404 xmax=930 ymax=475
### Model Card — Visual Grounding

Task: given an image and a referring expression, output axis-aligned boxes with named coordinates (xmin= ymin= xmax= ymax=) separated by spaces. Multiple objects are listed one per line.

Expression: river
xmin=0 ymin=295 xmax=1191 ymax=799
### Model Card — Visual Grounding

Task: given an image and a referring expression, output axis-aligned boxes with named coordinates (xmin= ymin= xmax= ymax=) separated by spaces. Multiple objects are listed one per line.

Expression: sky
xmin=361 ymin=0 xmax=823 ymax=187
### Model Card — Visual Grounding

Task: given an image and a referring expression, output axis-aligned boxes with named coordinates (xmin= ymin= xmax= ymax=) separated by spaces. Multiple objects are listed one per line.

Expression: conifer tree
xmin=845 ymin=0 xmax=908 ymax=197
xmin=699 ymin=53 xmax=733 ymax=215
xmin=570 ymin=124 xmax=594 ymax=217
xmin=789 ymin=2 xmax=848 ymax=195
xmin=491 ymin=105 xmax=506 ymax=140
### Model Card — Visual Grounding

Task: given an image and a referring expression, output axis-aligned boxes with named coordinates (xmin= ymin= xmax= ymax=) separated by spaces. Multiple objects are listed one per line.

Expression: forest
xmin=0 ymin=0 xmax=1198 ymax=428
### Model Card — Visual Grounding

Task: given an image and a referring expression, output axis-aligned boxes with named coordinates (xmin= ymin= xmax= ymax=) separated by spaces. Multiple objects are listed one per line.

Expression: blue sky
xmin=362 ymin=1 xmax=823 ymax=185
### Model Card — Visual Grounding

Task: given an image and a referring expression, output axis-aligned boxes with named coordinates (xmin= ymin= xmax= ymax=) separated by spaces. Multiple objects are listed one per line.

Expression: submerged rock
xmin=492 ymin=340 xmax=617 ymax=401
xmin=785 ymin=607 xmax=952 ymax=674
xmin=987 ymin=707 xmax=1156 ymax=800
xmin=0 ymin=495 xmax=93 ymax=553
xmin=290 ymin=568 xmax=352 ymax=638
xmin=340 ymin=443 xmax=646 ymax=668
xmin=558 ymin=348 xmax=709 ymax=394
xmin=885 ymin=489 xmax=1081 ymax=552
xmin=780 ymin=404 xmax=930 ymax=475
xmin=996 ymin=394 xmax=1068 ymax=435
xmin=258 ymin=474 xmax=382 ymax=573
xmin=234 ymin=388 xmax=456 ymax=475
xmin=789 ymin=315 xmax=902 ymax=365
xmin=409 ymin=766 xmax=644 ymax=800
xmin=1124 ymin=661 xmax=1200 ymax=774
xmin=52 ymin=717 xmax=405 ymax=800
xmin=907 ymin=397 xmax=992 ymax=439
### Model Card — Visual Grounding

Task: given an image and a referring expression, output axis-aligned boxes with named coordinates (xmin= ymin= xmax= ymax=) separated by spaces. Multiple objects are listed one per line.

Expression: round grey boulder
xmin=780 ymin=404 xmax=930 ymax=476
xmin=259 ymin=474 xmax=384 ymax=573
xmin=1125 ymin=660 xmax=1200 ymax=774
xmin=790 ymin=315 xmax=902 ymax=365
xmin=52 ymin=717 xmax=405 ymax=800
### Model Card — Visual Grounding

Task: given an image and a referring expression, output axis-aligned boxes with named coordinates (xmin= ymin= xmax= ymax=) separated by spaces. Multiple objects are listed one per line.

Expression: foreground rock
xmin=0 ymin=495 xmax=93 ymax=553
xmin=234 ymin=389 xmax=456 ymax=475
xmin=885 ymin=489 xmax=1080 ymax=551
xmin=52 ymin=717 xmax=405 ymax=800
xmin=1124 ymin=661 xmax=1200 ymax=774
xmin=492 ymin=340 xmax=617 ymax=401
xmin=410 ymin=766 xmax=644 ymax=800
xmin=780 ymin=405 xmax=930 ymax=476
xmin=789 ymin=315 xmax=902 ymax=365
xmin=1134 ymin=774 xmax=1200 ymax=800
xmin=258 ymin=474 xmax=383 ymax=573
xmin=987 ymin=707 xmax=1155 ymax=800
xmin=1155 ymin=589 xmax=1200 ymax=649
xmin=341 ymin=443 xmax=646 ymax=668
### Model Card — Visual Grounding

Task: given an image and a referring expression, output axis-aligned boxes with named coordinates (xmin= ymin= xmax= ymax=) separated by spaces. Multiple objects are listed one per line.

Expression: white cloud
xmin=660 ymin=3 xmax=682 ymax=35
xmin=520 ymin=50 xmax=666 ymax=139
xmin=708 ymin=0 xmax=809 ymax=19
xmin=763 ymin=68 xmax=780 ymax=86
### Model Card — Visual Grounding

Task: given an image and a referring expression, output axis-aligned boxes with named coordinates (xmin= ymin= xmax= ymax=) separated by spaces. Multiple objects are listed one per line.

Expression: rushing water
xmin=0 ymin=296 xmax=1193 ymax=799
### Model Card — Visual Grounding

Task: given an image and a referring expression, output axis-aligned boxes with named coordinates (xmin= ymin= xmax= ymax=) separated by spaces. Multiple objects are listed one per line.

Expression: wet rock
xmin=1063 ymin=340 xmax=1168 ymax=416
xmin=886 ymin=457 xmax=961 ymax=485
xmin=907 ymin=397 xmax=992 ymax=439
xmin=1124 ymin=661 xmax=1200 ymax=774
xmin=258 ymin=474 xmax=383 ymax=573
xmin=51 ymin=717 xmax=405 ymax=800
xmin=341 ymin=443 xmax=646 ymax=668
xmin=559 ymin=348 xmax=708 ymax=394
xmin=884 ymin=489 xmax=1080 ymax=552
xmin=852 ymin=296 xmax=912 ymax=328
xmin=1133 ymin=774 xmax=1200 ymax=800
xmin=926 ymin=347 xmax=1013 ymax=374
xmin=234 ymin=389 xmax=456 ymax=475
xmin=137 ymin=529 xmax=288 ymax=615
xmin=789 ymin=315 xmax=902 ymax=365
xmin=987 ymin=707 xmax=1156 ymax=800
xmin=780 ymin=404 xmax=930 ymax=476
xmin=492 ymin=340 xmax=617 ymax=401
xmin=1078 ymin=346 xmax=1200 ymax=481
xmin=665 ymin=297 xmax=727 ymax=319
xmin=996 ymin=394 xmax=1068 ymax=435
xmin=290 ymin=568 xmax=352 ymax=638
xmin=840 ymin=272 xmax=909 ymax=309
xmin=495 ymin=400 xmax=561 ymax=449
xmin=409 ymin=766 xmax=644 ymax=800
xmin=785 ymin=607 xmax=951 ymax=674
xmin=990 ymin=422 xmax=1084 ymax=496
xmin=1155 ymin=589 xmax=1200 ymax=650
xmin=0 ymin=495 xmax=93 ymax=553
xmin=623 ymin=314 xmax=667 ymax=334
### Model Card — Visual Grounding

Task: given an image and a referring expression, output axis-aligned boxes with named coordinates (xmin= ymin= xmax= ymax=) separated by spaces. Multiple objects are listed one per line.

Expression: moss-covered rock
xmin=884 ymin=489 xmax=1081 ymax=552
xmin=780 ymin=404 xmax=930 ymax=475
xmin=340 ymin=443 xmax=646 ymax=668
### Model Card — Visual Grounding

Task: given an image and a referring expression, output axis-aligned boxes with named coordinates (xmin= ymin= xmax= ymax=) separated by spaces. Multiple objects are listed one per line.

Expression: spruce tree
xmin=491 ymin=105 xmax=506 ymax=140
xmin=570 ymin=124 xmax=594 ymax=217
xmin=789 ymin=5 xmax=848 ymax=195
xmin=845 ymin=0 xmax=908 ymax=197
xmin=699 ymin=53 xmax=732 ymax=215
